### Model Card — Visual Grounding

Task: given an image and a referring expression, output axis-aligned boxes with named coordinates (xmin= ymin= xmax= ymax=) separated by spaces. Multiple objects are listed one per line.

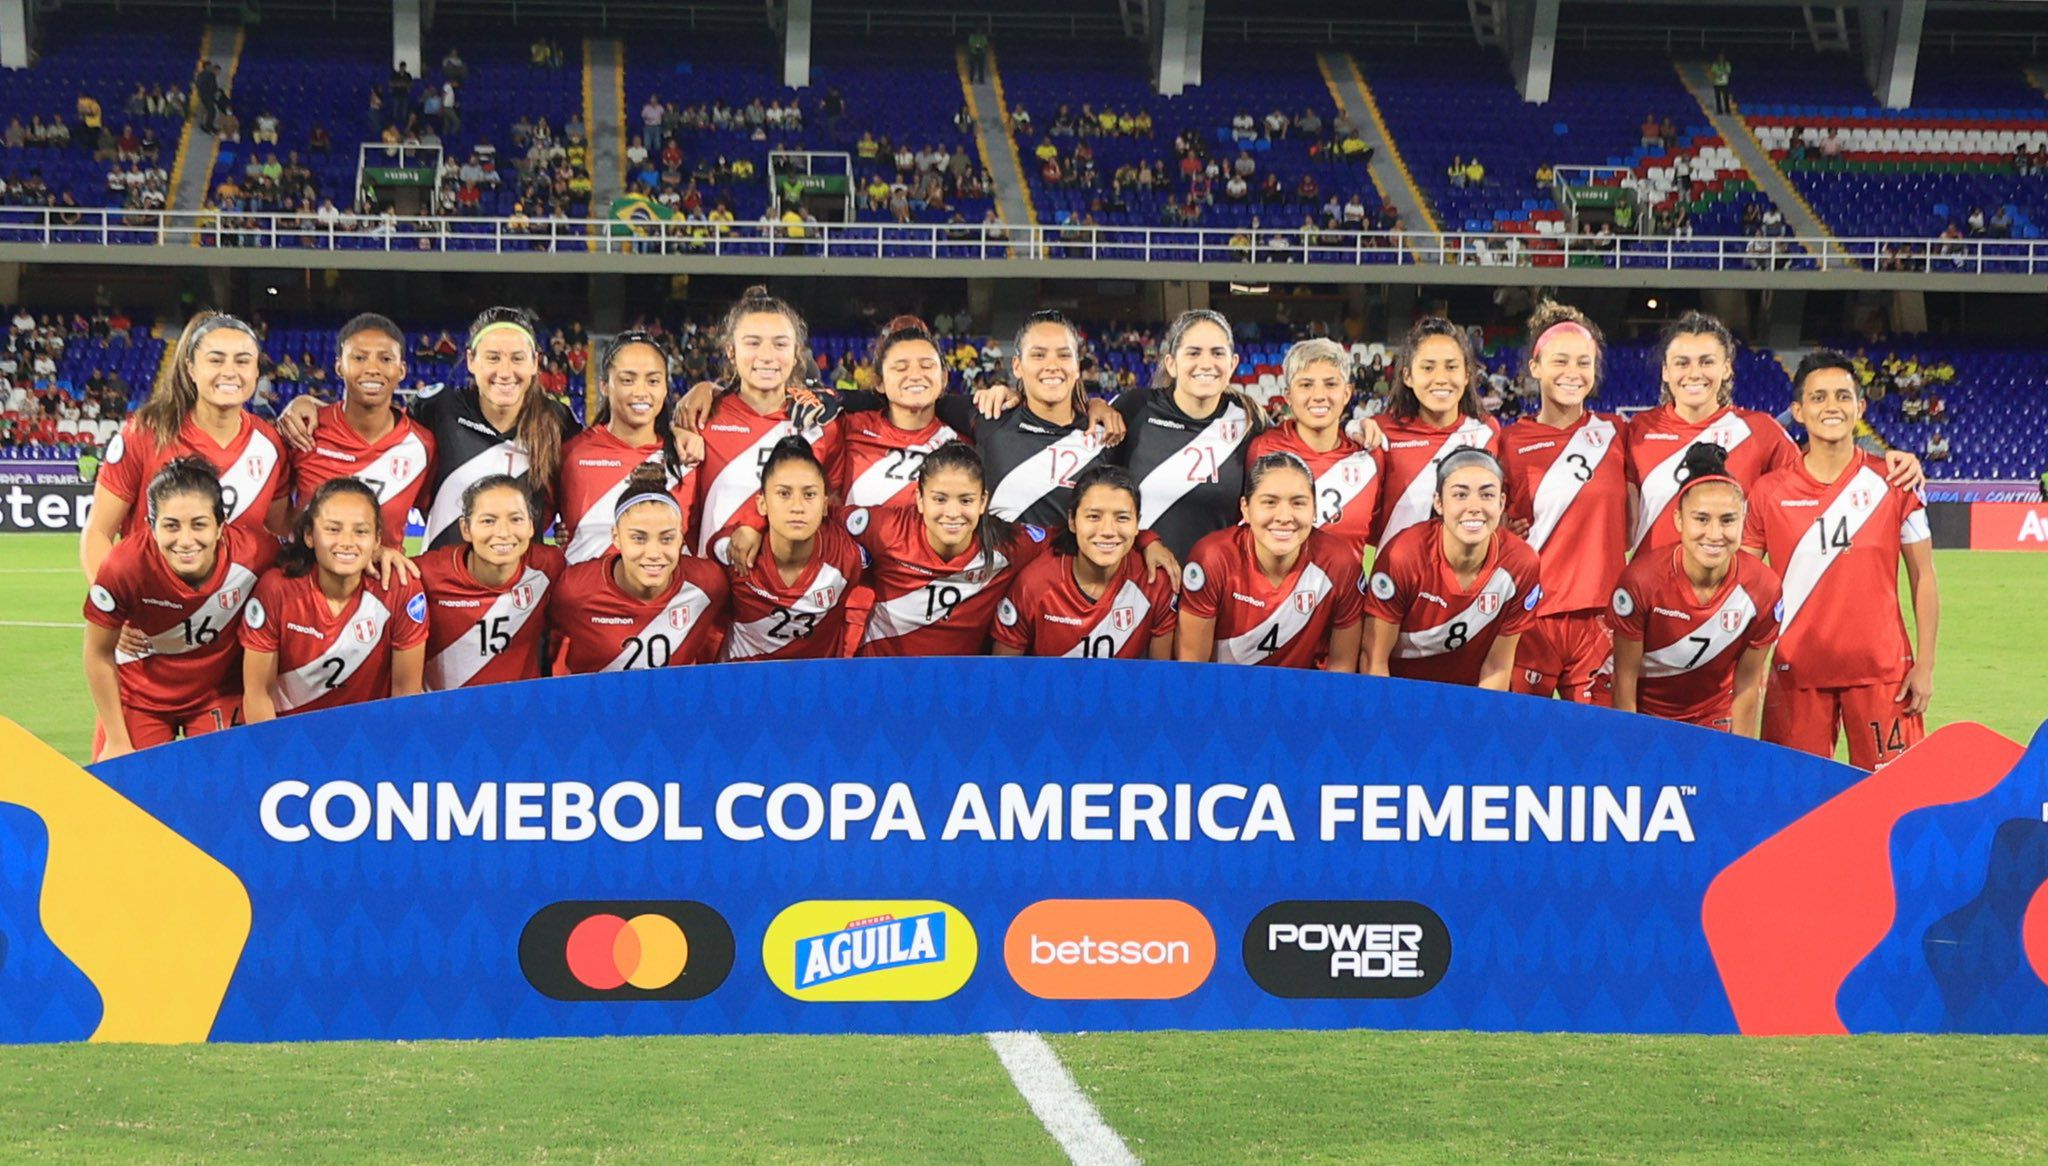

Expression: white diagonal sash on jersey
xmin=425 ymin=442 xmax=529 ymax=548
xmin=275 ymin=593 xmax=392 ymax=710
xmin=565 ymin=450 xmax=664 ymax=564
xmin=863 ymin=550 xmax=1010 ymax=646
xmin=1314 ymin=450 xmax=1379 ymax=528
xmin=1381 ymin=418 xmax=1493 ymax=544
xmin=218 ymin=430 xmax=281 ymax=524
xmin=1136 ymin=405 xmax=1247 ymax=530
xmin=844 ymin=425 xmax=958 ymax=508
xmin=424 ymin=565 xmax=551 ymax=689
xmin=724 ymin=562 xmax=852 ymax=660
xmin=116 ymin=563 xmax=259 ymax=664
xmin=1629 ymin=415 xmax=1755 ymax=550
xmin=1776 ymin=464 xmax=1888 ymax=631
xmin=1525 ymin=417 xmax=1618 ymax=551
xmin=698 ymin=423 xmax=791 ymax=554
xmin=1641 ymin=584 xmax=1759 ymax=678
xmin=602 ymin=582 xmax=715 ymax=671
xmin=355 ymin=430 xmax=431 ymax=504
xmin=1062 ymin=579 xmax=1154 ymax=658
xmin=1394 ymin=566 xmax=1517 ymax=658
xmin=1215 ymin=564 xmax=1334 ymax=664
xmin=990 ymin=429 xmax=1101 ymax=521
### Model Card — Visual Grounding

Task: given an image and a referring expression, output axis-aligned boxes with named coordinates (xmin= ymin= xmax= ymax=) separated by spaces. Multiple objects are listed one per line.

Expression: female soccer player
xmin=82 ymin=312 xmax=288 ymax=579
xmin=1177 ymin=452 xmax=1364 ymax=669
xmin=1743 ymin=349 xmax=1939 ymax=770
xmin=548 ymin=466 xmax=730 ymax=672
xmin=241 ymin=478 xmax=428 ymax=720
xmin=1499 ymin=301 xmax=1629 ymax=704
xmin=276 ymin=306 xmax=577 ymax=552
xmin=679 ymin=287 xmax=842 ymax=553
xmin=1624 ymin=311 xmax=1921 ymax=555
xmin=1246 ymin=338 xmax=1381 ymax=560
xmin=82 ymin=458 xmax=277 ymax=758
xmin=827 ymin=316 xmax=965 ymax=508
xmin=1362 ymin=448 xmax=1542 ymax=689
xmin=1110 ymin=309 xmax=1261 ymax=559
xmin=976 ymin=311 xmax=1120 ymax=526
xmin=555 ymin=331 xmax=698 ymax=562
xmin=1370 ymin=316 xmax=1499 ymax=551
xmin=993 ymin=464 xmax=1177 ymax=659
xmin=415 ymin=475 xmax=567 ymax=689
xmin=282 ymin=313 xmax=435 ymax=548
xmin=1610 ymin=444 xmax=1782 ymax=735
xmin=718 ymin=437 xmax=864 ymax=661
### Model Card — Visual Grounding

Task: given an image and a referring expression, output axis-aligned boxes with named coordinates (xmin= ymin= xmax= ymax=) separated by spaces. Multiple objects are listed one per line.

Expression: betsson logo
xmin=1242 ymin=901 xmax=1452 ymax=999
xmin=762 ymin=900 xmax=979 ymax=1002
xmin=1004 ymin=899 xmax=1216 ymax=1000
xmin=517 ymin=900 xmax=735 ymax=1002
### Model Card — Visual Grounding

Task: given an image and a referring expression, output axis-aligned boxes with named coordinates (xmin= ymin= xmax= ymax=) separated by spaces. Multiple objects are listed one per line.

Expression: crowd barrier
xmin=1 ymin=658 xmax=2043 ymax=1043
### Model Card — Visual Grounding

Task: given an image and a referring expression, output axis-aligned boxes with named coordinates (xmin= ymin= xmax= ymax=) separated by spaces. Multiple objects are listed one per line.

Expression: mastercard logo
xmin=518 ymin=901 xmax=734 ymax=1002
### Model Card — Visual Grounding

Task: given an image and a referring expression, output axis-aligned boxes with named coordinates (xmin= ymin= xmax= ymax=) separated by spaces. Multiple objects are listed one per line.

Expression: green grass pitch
xmin=2 ymin=532 xmax=2045 ymax=1163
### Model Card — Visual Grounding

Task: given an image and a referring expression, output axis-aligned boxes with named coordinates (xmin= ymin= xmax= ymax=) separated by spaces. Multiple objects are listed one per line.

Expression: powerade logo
xmin=1242 ymin=900 xmax=1452 ymax=999
xmin=763 ymin=900 xmax=977 ymax=1001
xmin=518 ymin=900 xmax=735 ymax=1001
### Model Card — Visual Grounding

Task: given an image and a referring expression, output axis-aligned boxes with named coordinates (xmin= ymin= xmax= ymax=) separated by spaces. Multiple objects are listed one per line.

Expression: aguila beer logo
xmin=762 ymin=900 xmax=978 ymax=1002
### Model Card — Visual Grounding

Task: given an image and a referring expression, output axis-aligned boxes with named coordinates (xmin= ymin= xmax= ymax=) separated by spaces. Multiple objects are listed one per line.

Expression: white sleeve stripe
xmin=1901 ymin=510 xmax=1931 ymax=545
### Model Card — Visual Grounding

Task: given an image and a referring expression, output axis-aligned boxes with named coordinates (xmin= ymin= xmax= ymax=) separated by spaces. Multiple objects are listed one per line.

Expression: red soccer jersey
xmin=415 ymin=542 xmax=568 ymax=689
xmin=830 ymin=411 xmax=961 ymax=509
xmin=1180 ymin=526 xmax=1365 ymax=668
xmin=240 ymin=567 xmax=429 ymax=715
xmin=285 ymin=404 xmax=435 ymax=549
xmin=1247 ymin=421 xmax=1383 ymax=559
xmin=1370 ymin=413 xmax=1500 ymax=548
xmin=1743 ymin=452 xmax=1929 ymax=688
xmin=1500 ymin=411 xmax=1631 ymax=616
xmin=100 ymin=413 xmax=288 ymax=539
xmin=1364 ymin=523 xmax=1543 ymax=686
xmin=84 ymin=524 xmax=277 ymax=714
xmin=1625 ymin=404 xmax=1798 ymax=554
xmin=691 ymin=393 xmax=844 ymax=555
xmin=547 ymin=551 xmax=729 ymax=673
xmin=1608 ymin=546 xmax=1783 ymax=724
xmin=556 ymin=426 xmax=699 ymax=564
xmin=850 ymin=504 xmax=1052 ymax=657
xmin=992 ymin=548 xmax=1179 ymax=658
xmin=720 ymin=518 xmax=867 ymax=661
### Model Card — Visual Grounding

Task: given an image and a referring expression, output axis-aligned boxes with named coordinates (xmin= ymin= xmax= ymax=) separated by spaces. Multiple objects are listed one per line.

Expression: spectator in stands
xmin=253 ymin=109 xmax=279 ymax=146
xmin=1640 ymin=113 xmax=1661 ymax=148
xmin=1709 ymin=53 xmax=1733 ymax=114
xmin=1449 ymin=155 xmax=1468 ymax=189
xmin=1264 ymin=109 xmax=1290 ymax=139
xmin=1011 ymin=105 xmax=1032 ymax=136
xmin=1965 ymin=206 xmax=1987 ymax=238
xmin=1297 ymin=108 xmax=1323 ymax=141
xmin=1231 ymin=111 xmax=1257 ymax=143
xmin=1927 ymin=430 xmax=1950 ymax=462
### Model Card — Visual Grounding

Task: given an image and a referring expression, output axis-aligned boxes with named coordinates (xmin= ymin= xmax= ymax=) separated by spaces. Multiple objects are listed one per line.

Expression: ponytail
xmin=138 ymin=311 xmax=261 ymax=446
xmin=717 ymin=284 xmax=810 ymax=392
xmin=465 ymin=306 xmax=562 ymax=490
xmin=759 ymin=434 xmax=827 ymax=489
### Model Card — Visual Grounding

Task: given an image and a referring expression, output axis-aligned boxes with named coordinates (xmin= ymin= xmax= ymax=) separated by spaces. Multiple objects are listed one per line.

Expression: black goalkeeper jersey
xmin=411 ymin=384 xmax=578 ymax=550
xmin=1110 ymin=387 xmax=1256 ymax=560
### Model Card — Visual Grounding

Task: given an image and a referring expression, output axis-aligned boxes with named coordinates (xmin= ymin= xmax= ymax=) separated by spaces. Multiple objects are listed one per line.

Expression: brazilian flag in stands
xmin=609 ymin=195 xmax=675 ymax=237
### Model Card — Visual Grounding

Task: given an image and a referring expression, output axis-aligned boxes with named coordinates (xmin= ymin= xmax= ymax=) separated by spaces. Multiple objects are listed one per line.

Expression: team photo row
xmin=77 ymin=288 xmax=1938 ymax=771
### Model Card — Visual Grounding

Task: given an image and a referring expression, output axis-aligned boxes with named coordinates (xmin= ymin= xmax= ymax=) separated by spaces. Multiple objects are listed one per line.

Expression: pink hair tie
xmin=1532 ymin=320 xmax=1595 ymax=357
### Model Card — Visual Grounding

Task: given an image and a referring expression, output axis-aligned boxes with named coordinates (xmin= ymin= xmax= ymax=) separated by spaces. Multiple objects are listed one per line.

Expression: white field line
xmin=986 ymin=1031 xmax=1140 ymax=1166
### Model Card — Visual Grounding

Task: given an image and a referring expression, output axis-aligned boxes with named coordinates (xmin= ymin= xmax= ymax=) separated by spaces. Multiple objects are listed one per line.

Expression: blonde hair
xmin=1281 ymin=337 xmax=1353 ymax=385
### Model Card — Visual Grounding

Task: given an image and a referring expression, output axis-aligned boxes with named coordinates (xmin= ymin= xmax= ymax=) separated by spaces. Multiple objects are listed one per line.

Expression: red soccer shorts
xmin=92 ymin=697 xmax=244 ymax=760
xmin=1511 ymin=609 xmax=1614 ymax=706
xmin=1763 ymin=679 xmax=1924 ymax=770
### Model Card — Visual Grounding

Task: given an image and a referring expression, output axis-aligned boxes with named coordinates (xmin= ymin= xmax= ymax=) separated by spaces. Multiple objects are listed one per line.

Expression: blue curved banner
xmin=2 ymin=659 xmax=2044 ymax=1041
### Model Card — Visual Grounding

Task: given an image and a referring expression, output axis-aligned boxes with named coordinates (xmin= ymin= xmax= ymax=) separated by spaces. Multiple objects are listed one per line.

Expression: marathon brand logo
xmin=763 ymin=900 xmax=978 ymax=1001
xmin=1242 ymin=900 xmax=1451 ymax=999
xmin=518 ymin=900 xmax=735 ymax=1001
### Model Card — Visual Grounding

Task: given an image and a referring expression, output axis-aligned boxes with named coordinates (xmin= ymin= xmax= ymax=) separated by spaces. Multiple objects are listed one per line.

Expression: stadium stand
xmin=0 ymin=306 xmax=160 ymax=457
xmin=0 ymin=21 xmax=190 ymax=215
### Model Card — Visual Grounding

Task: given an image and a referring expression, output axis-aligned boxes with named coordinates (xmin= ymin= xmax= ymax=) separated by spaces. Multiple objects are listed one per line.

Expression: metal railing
xmin=3 ymin=206 xmax=2046 ymax=276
